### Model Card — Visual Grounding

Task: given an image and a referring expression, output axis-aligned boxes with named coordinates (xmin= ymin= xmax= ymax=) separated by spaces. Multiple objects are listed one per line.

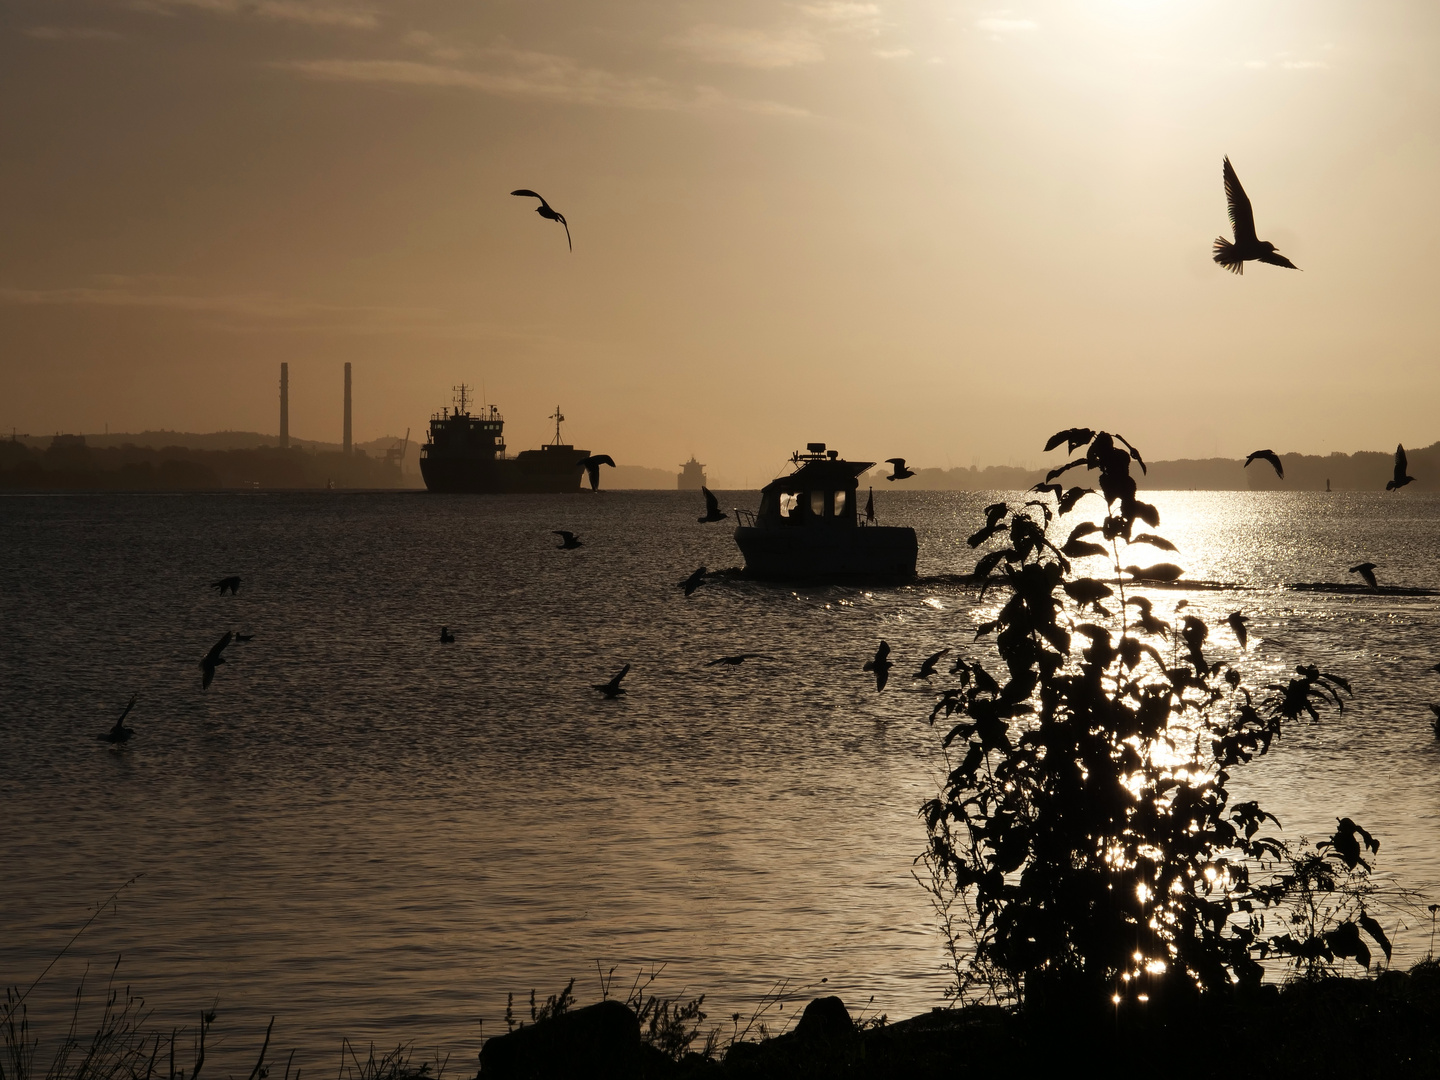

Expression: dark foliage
xmin=922 ymin=428 xmax=1391 ymax=1008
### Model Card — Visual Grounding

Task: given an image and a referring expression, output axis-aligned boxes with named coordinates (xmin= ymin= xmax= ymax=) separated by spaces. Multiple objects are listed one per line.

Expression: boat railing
xmin=734 ymin=507 xmax=756 ymax=527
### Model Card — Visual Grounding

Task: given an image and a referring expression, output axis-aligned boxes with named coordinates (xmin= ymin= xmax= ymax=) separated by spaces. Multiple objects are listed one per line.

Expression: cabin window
xmin=833 ymin=491 xmax=847 ymax=516
xmin=780 ymin=493 xmax=799 ymax=517
xmin=810 ymin=490 xmax=825 ymax=516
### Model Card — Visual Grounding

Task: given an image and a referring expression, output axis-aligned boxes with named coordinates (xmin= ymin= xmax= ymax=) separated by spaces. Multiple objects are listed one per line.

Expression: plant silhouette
xmin=922 ymin=428 xmax=1387 ymax=1010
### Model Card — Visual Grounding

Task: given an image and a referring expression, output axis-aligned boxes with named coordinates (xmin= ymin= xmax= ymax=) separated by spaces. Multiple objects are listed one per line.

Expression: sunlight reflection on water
xmin=2 ymin=489 xmax=1439 ymax=1066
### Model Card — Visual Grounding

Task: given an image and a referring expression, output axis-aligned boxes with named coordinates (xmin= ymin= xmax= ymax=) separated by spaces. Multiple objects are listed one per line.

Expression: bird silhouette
xmin=1349 ymin=562 xmax=1379 ymax=590
xmin=511 ymin=189 xmax=571 ymax=250
xmin=698 ymin=486 xmax=727 ymax=523
xmin=553 ymin=531 xmax=583 ymax=549
xmin=1213 ymin=157 xmax=1299 ymax=274
xmin=706 ymin=653 xmax=773 ymax=666
xmin=1429 ymin=703 xmax=1440 ymax=738
xmin=863 ymin=640 xmax=893 ymax=691
xmin=199 ymin=631 xmax=233 ymax=690
xmin=211 ymin=576 xmax=241 ymax=595
xmin=1387 ymin=445 xmax=1415 ymax=490
xmin=912 ymin=648 xmax=950 ymax=680
xmin=1227 ymin=612 xmax=1250 ymax=650
xmin=97 ymin=694 xmax=137 ymax=745
xmin=440 ymin=626 xmax=455 ymax=643
xmin=1245 ymin=450 xmax=1284 ymax=480
xmin=593 ymin=664 xmax=629 ymax=698
xmin=577 ymin=454 xmax=615 ymax=492
xmin=884 ymin=458 xmax=915 ymax=481
xmin=680 ymin=566 xmax=707 ymax=596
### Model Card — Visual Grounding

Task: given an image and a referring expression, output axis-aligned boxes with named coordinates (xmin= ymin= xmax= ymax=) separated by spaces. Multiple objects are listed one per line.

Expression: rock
xmin=793 ymin=997 xmax=855 ymax=1042
xmin=479 ymin=1000 xmax=659 ymax=1079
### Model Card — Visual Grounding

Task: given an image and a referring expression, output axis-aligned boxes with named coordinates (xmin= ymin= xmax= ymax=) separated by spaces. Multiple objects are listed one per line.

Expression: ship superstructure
xmin=419 ymin=387 xmax=589 ymax=493
xmin=677 ymin=456 xmax=707 ymax=491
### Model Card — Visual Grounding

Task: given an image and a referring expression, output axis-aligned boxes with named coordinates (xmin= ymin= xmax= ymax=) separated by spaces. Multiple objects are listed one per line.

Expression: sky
xmin=3 ymin=0 xmax=1439 ymax=485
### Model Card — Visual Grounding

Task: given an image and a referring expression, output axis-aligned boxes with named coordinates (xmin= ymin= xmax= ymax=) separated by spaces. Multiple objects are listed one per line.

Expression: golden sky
xmin=3 ymin=0 xmax=1438 ymax=484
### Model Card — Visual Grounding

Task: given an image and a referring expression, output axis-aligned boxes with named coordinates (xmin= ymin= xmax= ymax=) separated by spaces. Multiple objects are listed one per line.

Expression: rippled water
xmin=4 ymin=490 xmax=1440 ymax=1067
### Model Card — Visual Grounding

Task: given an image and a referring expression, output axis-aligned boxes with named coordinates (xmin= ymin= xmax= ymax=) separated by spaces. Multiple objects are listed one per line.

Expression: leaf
xmin=1057 ymin=487 xmax=1094 ymax=515
xmin=1114 ymin=433 xmax=1147 ymax=474
xmin=973 ymin=550 xmax=1007 ymax=580
xmin=1063 ymin=579 xmax=1113 ymax=603
xmin=1066 ymin=522 xmax=1100 ymax=542
xmin=1130 ymin=533 xmax=1177 ymax=552
xmin=1358 ymin=911 xmax=1392 ymax=961
xmin=967 ymin=523 xmax=1005 ymax=548
xmin=1044 ymin=458 xmax=1090 ymax=484
xmin=1131 ymin=501 xmax=1160 ymax=527
xmin=1044 ymin=427 xmax=1095 ymax=454
xmin=1061 ymin=539 xmax=1109 ymax=559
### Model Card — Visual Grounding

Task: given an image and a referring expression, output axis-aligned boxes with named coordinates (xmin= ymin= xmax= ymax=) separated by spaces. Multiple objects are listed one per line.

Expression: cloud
xmin=25 ymin=26 xmax=125 ymax=40
xmin=135 ymin=0 xmax=378 ymax=30
xmin=975 ymin=17 xmax=1037 ymax=35
xmin=670 ymin=24 xmax=823 ymax=68
xmin=277 ymin=50 xmax=808 ymax=115
xmin=0 ymin=283 xmax=423 ymax=323
xmin=800 ymin=2 xmax=883 ymax=36
xmin=874 ymin=47 xmax=911 ymax=60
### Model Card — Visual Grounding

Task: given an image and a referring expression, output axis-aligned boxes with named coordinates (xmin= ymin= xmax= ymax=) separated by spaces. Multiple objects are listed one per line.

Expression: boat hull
xmin=735 ymin=525 xmax=917 ymax=580
xmin=419 ymin=449 xmax=589 ymax=493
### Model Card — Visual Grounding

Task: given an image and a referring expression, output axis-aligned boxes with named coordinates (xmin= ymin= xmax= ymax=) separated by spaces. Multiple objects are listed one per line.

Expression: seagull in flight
xmin=680 ymin=566 xmax=707 ymax=596
xmin=1227 ymin=612 xmax=1250 ymax=650
xmin=200 ymin=631 xmax=233 ymax=690
xmin=863 ymin=640 xmax=893 ymax=691
xmin=706 ymin=653 xmax=773 ymax=666
xmin=1349 ymin=562 xmax=1379 ymax=591
xmin=511 ymin=189 xmax=571 ymax=250
xmin=593 ymin=664 xmax=629 ymax=699
xmin=212 ymin=576 xmax=241 ymax=596
xmin=553 ymin=531 xmax=583 ymax=549
xmin=912 ymin=648 xmax=950 ymax=680
xmin=1387 ymin=445 xmax=1415 ymax=491
xmin=884 ymin=458 xmax=915 ymax=481
xmin=578 ymin=455 xmax=615 ymax=492
xmin=1213 ymin=157 xmax=1299 ymax=274
xmin=698 ymin=486 xmax=727 ymax=523
xmin=1245 ymin=450 xmax=1284 ymax=480
xmin=97 ymin=694 xmax=138 ymax=745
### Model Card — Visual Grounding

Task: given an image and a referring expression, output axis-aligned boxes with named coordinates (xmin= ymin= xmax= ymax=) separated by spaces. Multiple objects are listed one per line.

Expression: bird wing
xmin=926 ymin=648 xmax=949 ymax=667
xmin=202 ymin=631 xmax=233 ymax=665
xmin=703 ymin=486 xmax=720 ymax=515
xmin=588 ymin=455 xmax=616 ymax=468
xmin=560 ymin=216 xmax=571 ymax=251
xmin=615 ymin=664 xmax=630 ymax=684
xmin=1395 ymin=445 xmax=1408 ymax=482
xmin=885 ymin=458 xmax=906 ymax=468
xmin=1222 ymin=158 xmax=1257 ymax=244
xmin=1245 ymin=450 xmax=1284 ymax=479
xmin=1257 ymin=250 xmax=1299 ymax=270
xmin=511 ymin=189 xmax=550 ymax=210
xmin=875 ymin=640 xmax=890 ymax=662
xmin=117 ymin=694 xmax=137 ymax=723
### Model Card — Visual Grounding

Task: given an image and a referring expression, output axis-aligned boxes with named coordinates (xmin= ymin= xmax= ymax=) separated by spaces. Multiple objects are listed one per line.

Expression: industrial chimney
xmin=279 ymin=363 xmax=289 ymax=449
xmin=343 ymin=362 xmax=352 ymax=455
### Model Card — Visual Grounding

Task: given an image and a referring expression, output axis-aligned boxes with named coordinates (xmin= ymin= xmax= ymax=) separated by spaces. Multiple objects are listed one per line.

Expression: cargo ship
xmin=418 ymin=386 xmax=590 ymax=493
xmin=677 ymin=456 xmax=707 ymax=491
xmin=734 ymin=443 xmax=917 ymax=580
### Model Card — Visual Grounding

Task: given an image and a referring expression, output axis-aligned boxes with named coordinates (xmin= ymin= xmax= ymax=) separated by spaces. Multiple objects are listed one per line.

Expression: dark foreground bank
xmin=478 ymin=962 xmax=1440 ymax=1079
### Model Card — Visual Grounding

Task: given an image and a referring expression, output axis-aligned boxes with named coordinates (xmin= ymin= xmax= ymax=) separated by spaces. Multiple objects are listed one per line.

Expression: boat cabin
xmin=754 ymin=444 xmax=872 ymax=528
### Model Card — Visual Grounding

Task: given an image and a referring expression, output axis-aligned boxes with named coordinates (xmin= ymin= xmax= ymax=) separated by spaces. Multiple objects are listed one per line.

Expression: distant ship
xmin=734 ymin=443 xmax=916 ymax=579
xmin=677 ymin=456 xmax=707 ymax=491
xmin=418 ymin=387 xmax=590 ymax=493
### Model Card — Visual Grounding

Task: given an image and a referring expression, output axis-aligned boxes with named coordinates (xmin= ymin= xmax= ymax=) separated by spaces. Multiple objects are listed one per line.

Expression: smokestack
xmin=343 ymin=362 xmax=352 ymax=455
xmin=279 ymin=363 xmax=289 ymax=448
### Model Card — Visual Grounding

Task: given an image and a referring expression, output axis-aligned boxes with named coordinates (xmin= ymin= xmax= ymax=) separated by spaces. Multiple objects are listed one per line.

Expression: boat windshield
xmin=834 ymin=491 xmax=847 ymax=515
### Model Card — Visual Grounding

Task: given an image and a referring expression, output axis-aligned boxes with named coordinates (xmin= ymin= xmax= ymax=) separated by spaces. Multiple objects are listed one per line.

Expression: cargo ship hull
xmin=418 ymin=391 xmax=590 ymax=494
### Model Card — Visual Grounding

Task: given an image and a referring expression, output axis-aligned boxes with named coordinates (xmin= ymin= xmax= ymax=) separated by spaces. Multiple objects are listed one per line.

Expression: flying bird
xmin=440 ymin=626 xmax=455 ymax=643
xmin=863 ymin=640 xmax=893 ymax=691
xmin=511 ymin=189 xmax=571 ymax=250
xmin=1213 ymin=157 xmax=1299 ymax=274
xmin=884 ymin=458 xmax=915 ymax=481
xmin=1245 ymin=450 xmax=1284 ymax=480
xmin=199 ymin=631 xmax=233 ymax=690
xmin=912 ymin=648 xmax=951 ymax=680
xmin=706 ymin=653 xmax=773 ymax=666
xmin=698 ymin=486 xmax=727 ymax=523
xmin=211 ymin=576 xmax=241 ymax=595
xmin=578 ymin=454 xmax=615 ymax=492
xmin=97 ymin=694 xmax=137 ymax=745
xmin=553 ymin=531 xmax=583 ymax=549
xmin=680 ymin=566 xmax=707 ymax=596
xmin=1227 ymin=612 xmax=1250 ymax=651
xmin=593 ymin=664 xmax=629 ymax=699
xmin=1349 ymin=562 xmax=1379 ymax=591
xmin=1387 ymin=445 xmax=1415 ymax=491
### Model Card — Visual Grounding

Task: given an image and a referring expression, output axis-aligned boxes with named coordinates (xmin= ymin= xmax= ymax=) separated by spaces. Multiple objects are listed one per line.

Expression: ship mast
xmin=549 ymin=406 xmax=565 ymax=446
xmin=453 ymin=384 xmax=470 ymax=416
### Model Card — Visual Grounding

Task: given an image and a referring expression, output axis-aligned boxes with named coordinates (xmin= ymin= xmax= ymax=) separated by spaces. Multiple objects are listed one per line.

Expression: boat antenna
xmin=453 ymin=384 xmax=469 ymax=415
xmin=549 ymin=406 xmax=564 ymax=446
